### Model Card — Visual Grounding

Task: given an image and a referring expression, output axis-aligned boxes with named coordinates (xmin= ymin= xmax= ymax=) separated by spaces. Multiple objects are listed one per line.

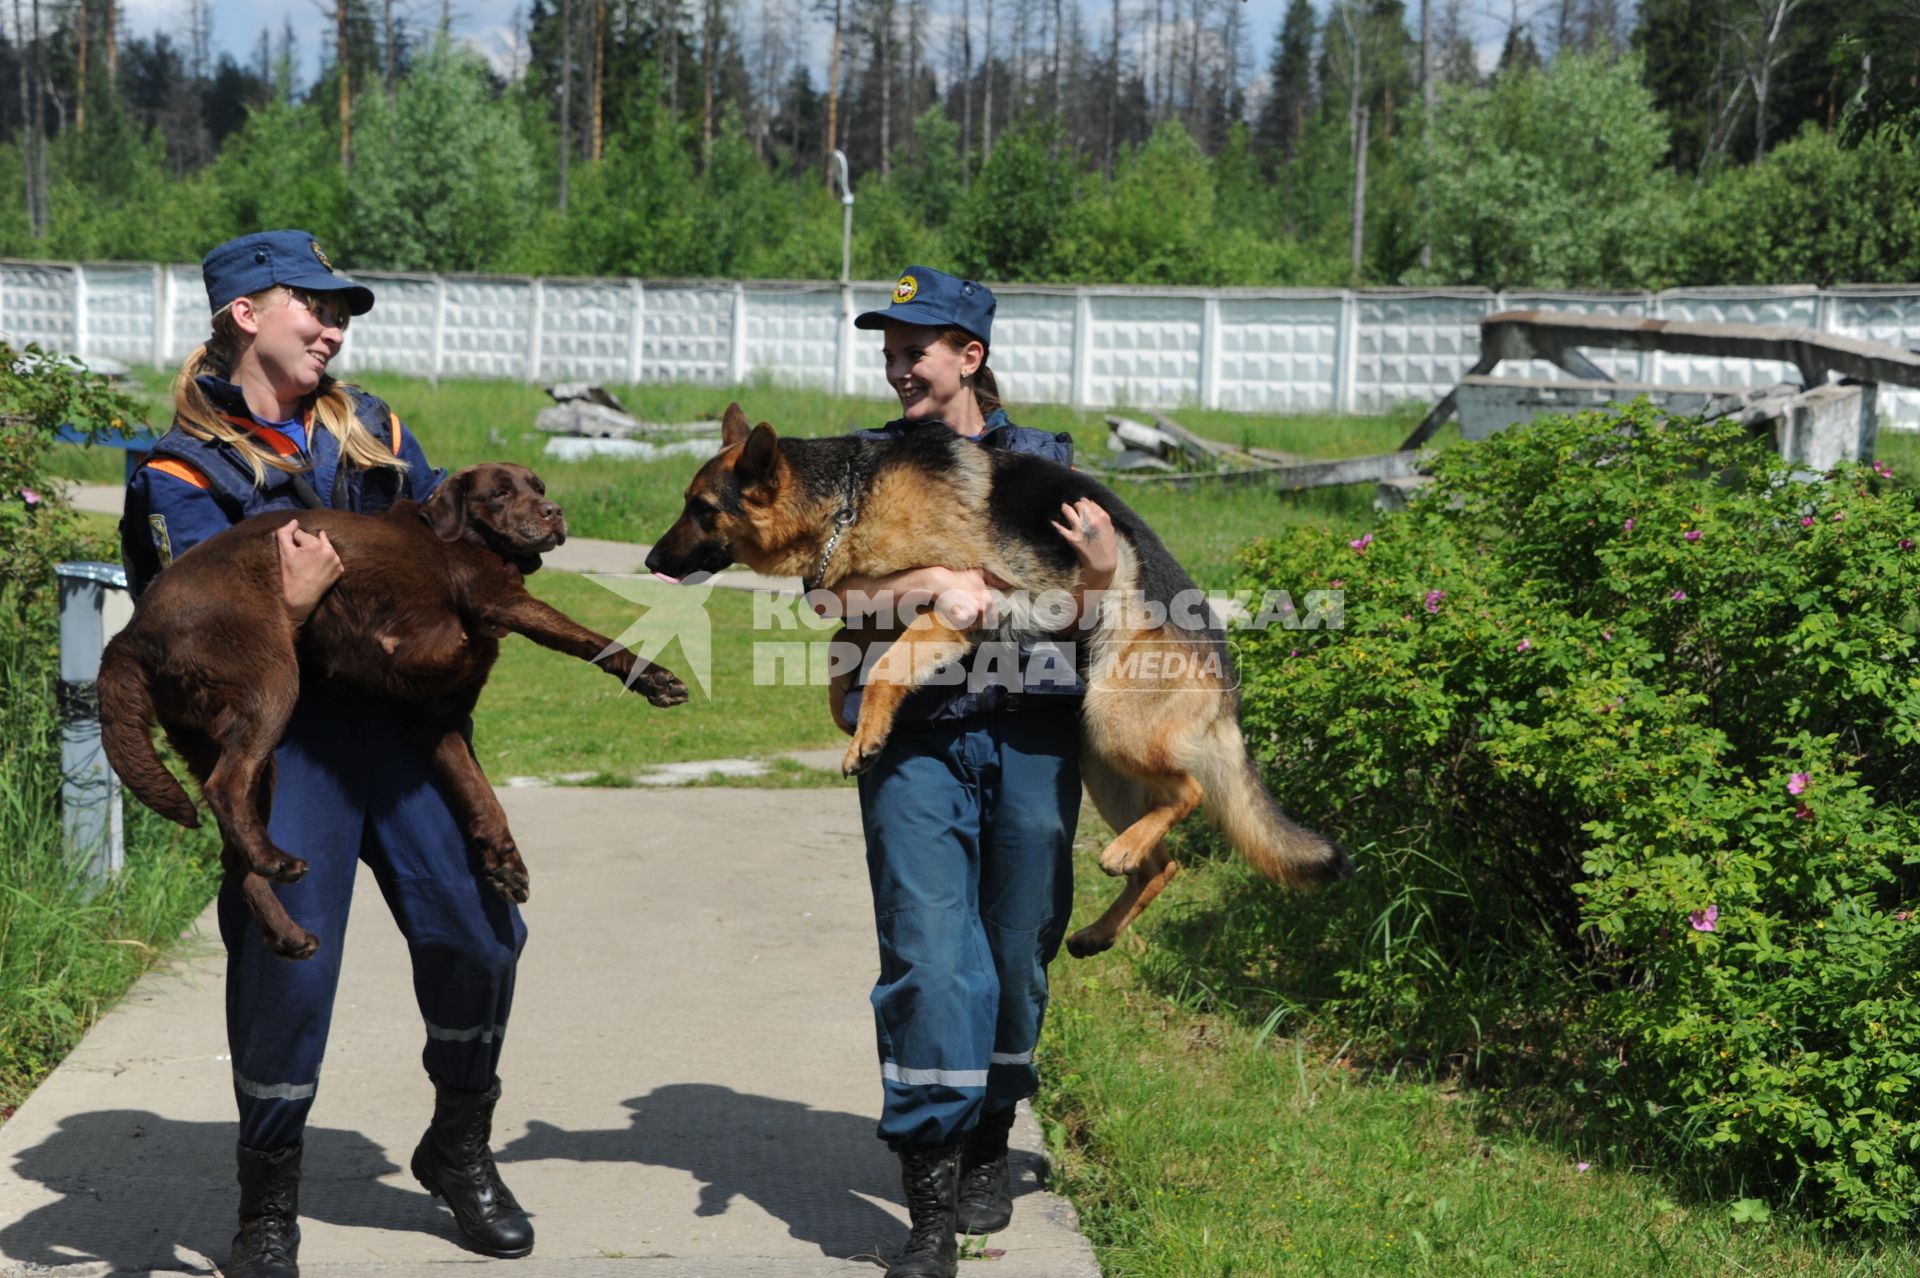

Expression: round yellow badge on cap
xmin=894 ymin=275 xmax=918 ymax=304
xmin=311 ymin=241 xmax=335 ymax=272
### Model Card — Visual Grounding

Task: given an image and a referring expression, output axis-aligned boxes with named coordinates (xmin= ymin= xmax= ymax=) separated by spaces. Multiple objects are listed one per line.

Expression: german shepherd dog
xmin=99 ymin=462 xmax=689 ymax=960
xmin=646 ymin=406 xmax=1350 ymax=956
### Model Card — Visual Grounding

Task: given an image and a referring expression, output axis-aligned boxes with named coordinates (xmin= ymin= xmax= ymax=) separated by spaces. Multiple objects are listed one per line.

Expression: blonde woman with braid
xmin=120 ymin=231 xmax=534 ymax=1276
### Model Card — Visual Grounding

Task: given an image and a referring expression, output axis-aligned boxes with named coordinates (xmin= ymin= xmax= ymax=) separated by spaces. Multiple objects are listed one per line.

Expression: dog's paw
xmin=1064 ymin=928 xmax=1112 ymax=959
xmin=267 ymin=926 xmax=321 ymax=961
xmin=269 ymin=854 xmax=309 ymax=885
xmin=842 ymin=737 xmax=884 ymax=777
xmin=1096 ymin=844 xmax=1138 ymax=877
xmin=487 ymin=863 xmax=531 ymax=904
xmin=636 ymin=666 xmax=689 ymax=708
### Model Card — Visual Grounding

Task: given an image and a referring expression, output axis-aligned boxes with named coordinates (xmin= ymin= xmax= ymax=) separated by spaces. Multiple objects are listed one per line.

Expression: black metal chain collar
xmin=802 ymin=461 xmax=860 ymax=593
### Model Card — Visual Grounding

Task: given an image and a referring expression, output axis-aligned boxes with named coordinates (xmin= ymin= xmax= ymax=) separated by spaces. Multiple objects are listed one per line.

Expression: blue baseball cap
xmin=202 ymin=230 xmax=375 ymax=317
xmin=854 ymin=266 xmax=995 ymax=347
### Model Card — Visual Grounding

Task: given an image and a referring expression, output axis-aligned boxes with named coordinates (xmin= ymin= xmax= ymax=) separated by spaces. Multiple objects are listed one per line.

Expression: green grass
xmin=0 ymin=620 xmax=221 ymax=1117
xmin=1041 ymin=824 xmax=1920 ymax=1276
xmin=49 ymin=369 xmax=1425 ymax=588
xmin=471 ymin=571 xmax=848 ymax=779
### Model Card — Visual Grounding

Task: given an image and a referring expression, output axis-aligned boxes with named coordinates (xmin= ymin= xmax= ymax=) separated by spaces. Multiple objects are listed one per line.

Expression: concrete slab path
xmin=0 ymin=787 xmax=1100 ymax=1278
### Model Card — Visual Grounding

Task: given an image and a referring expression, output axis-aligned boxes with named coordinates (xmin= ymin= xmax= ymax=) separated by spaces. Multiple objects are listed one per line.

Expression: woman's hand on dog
xmin=1053 ymin=498 xmax=1117 ymax=592
xmin=277 ymin=520 xmax=344 ymax=622
xmin=817 ymin=566 xmax=1000 ymax=632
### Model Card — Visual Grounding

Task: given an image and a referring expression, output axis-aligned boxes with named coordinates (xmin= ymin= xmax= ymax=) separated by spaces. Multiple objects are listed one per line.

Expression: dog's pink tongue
xmin=652 ymin=571 xmax=682 ymax=584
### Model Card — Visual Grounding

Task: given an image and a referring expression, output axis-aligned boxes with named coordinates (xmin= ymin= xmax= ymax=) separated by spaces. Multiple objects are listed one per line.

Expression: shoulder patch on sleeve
xmin=148 ymin=514 xmax=175 ymax=567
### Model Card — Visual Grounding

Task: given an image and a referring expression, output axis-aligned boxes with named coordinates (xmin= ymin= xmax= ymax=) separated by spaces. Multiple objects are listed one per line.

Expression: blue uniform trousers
xmin=218 ymin=685 xmax=526 ymax=1152
xmin=856 ymin=707 xmax=1079 ymax=1151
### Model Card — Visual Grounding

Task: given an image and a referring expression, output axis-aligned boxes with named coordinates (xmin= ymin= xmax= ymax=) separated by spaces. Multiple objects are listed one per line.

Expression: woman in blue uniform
xmin=824 ymin=267 xmax=1115 ymax=1278
xmin=121 ymin=231 xmax=534 ymax=1276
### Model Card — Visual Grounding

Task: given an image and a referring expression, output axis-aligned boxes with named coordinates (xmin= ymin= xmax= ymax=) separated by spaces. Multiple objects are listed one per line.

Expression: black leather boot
xmin=889 ymin=1142 xmax=961 ymax=1278
xmin=410 ymin=1075 xmax=534 ymax=1258
xmin=229 ymin=1142 xmax=301 ymax=1278
xmin=955 ymin=1104 xmax=1016 ymax=1234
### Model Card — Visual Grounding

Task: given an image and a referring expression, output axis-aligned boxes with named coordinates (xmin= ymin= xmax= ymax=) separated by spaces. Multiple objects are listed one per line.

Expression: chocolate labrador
xmin=99 ymin=462 xmax=687 ymax=959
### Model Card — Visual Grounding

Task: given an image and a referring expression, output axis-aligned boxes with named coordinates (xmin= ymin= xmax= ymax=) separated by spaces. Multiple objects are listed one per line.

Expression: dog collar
xmin=802 ymin=462 xmax=859 ymax=594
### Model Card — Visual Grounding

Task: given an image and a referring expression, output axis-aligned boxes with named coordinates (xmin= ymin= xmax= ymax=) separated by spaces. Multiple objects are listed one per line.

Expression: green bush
xmin=1226 ymin=401 xmax=1920 ymax=1225
xmin=0 ymin=344 xmax=220 ymax=1111
xmin=1678 ymin=125 xmax=1920 ymax=286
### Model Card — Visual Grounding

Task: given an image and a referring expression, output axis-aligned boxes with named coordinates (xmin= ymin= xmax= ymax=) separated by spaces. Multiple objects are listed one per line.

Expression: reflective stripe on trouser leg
xmin=860 ymin=723 xmax=996 ymax=1150
xmin=979 ymin=708 xmax=1079 ymax=1113
xmin=361 ymin=709 xmax=525 ymax=1093
xmin=221 ymin=693 xmax=367 ymax=1152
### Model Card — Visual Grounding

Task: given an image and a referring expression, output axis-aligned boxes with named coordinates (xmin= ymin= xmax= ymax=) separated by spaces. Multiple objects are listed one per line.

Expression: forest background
xmin=3 ymin=0 xmax=1920 ymax=294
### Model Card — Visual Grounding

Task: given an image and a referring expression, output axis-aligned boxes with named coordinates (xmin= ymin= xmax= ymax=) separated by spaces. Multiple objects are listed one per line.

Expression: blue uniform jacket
xmin=842 ymin=409 xmax=1088 ymax=728
xmin=122 ymin=375 xmax=442 ymax=596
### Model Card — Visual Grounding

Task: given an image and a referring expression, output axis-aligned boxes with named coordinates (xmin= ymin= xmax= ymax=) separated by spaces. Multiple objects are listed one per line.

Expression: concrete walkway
xmin=0 ymin=786 xmax=1101 ymax=1278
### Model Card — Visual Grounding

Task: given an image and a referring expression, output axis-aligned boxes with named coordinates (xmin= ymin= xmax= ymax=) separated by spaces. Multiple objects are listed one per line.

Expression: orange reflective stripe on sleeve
xmin=390 ymin=410 xmax=403 ymax=455
xmin=147 ymin=458 xmax=211 ymax=489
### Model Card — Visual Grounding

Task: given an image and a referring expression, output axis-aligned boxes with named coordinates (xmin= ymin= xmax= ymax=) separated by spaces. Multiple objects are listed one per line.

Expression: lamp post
xmin=832 ymin=149 xmax=855 ymax=286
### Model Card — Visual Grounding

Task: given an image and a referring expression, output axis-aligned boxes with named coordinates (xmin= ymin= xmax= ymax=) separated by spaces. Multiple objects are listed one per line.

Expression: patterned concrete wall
xmin=990 ymin=291 xmax=1077 ymax=408
xmin=538 ymin=278 xmax=636 ymax=383
xmin=1498 ymin=292 xmax=1653 ymax=383
xmin=79 ymin=264 xmax=159 ymax=367
xmin=2 ymin=262 xmax=76 ymax=352
xmin=164 ymin=264 xmax=206 ymax=364
xmin=1825 ymin=288 xmax=1920 ymax=425
xmin=342 ymin=273 xmax=439 ymax=377
xmin=10 ymin=262 xmax=1920 ymax=430
xmin=1656 ymin=288 xmax=1820 ymax=390
xmin=1352 ymin=292 xmax=1500 ymax=413
xmin=1083 ymin=293 xmax=1205 ymax=409
xmin=643 ymin=285 xmax=733 ymax=386
xmin=740 ymin=286 xmax=842 ymax=390
xmin=1214 ymin=294 xmax=1342 ymax=414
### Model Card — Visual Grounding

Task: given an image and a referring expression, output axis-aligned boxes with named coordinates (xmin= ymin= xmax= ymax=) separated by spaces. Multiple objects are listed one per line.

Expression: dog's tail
xmin=1189 ymin=719 xmax=1350 ymax=889
xmin=98 ymin=637 xmax=200 ymax=829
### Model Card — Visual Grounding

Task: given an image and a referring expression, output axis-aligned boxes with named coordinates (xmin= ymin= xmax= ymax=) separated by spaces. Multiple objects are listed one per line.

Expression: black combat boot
xmin=409 ymin=1075 xmax=534 ymax=1258
xmin=955 ymin=1104 xmax=1016 ymax=1234
xmin=889 ymin=1142 xmax=962 ymax=1278
xmin=229 ymin=1142 xmax=302 ymax=1278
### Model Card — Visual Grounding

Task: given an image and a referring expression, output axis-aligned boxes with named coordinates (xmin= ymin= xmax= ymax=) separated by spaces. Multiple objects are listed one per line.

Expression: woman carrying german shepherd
xmin=119 ymin=231 xmax=535 ymax=1275
xmin=818 ymin=267 xmax=1114 ymax=1278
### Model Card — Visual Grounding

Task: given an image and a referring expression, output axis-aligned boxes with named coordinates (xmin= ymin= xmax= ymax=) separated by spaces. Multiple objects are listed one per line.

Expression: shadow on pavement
xmin=0 ymin=1111 xmax=448 ymax=1273
xmin=499 ymin=1084 xmax=903 ymax=1265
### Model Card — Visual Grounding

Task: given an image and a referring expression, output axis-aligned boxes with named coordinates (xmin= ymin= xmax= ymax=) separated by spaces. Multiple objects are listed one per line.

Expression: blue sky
xmin=121 ymin=0 xmax=1516 ymax=106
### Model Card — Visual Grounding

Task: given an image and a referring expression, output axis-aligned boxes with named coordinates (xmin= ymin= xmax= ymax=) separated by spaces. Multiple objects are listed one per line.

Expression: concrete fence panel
xmin=1656 ymin=287 xmax=1821 ymax=389
xmin=538 ymin=277 xmax=636 ymax=383
xmin=1083 ymin=292 xmax=1206 ymax=410
xmin=342 ymin=271 xmax=439 ymax=377
xmin=988 ymin=290 xmax=1077 ymax=409
xmin=1212 ymin=293 xmax=1343 ymax=415
xmin=642 ymin=284 xmax=733 ymax=386
xmin=10 ymin=261 xmax=1920 ymax=432
xmin=1498 ymin=292 xmax=1654 ymax=383
xmin=1827 ymin=287 xmax=1920 ymax=426
xmin=3 ymin=261 xmax=77 ymax=352
xmin=740 ymin=285 xmax=842 ymax=390
xmin=163 ymin=264 xmax=205 ymax=365
xmin=1352 ymin=291 xmax=1500 ymax=413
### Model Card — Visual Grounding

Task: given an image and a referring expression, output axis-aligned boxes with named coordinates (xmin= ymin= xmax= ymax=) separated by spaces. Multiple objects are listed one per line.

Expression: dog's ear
xmin=423 ymin=471 xmax=467 ymax=540
xmin=735 ymin=423 xmax=781 ymax=497
xmin=720 ymin=403 xmax=750 ymax=451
